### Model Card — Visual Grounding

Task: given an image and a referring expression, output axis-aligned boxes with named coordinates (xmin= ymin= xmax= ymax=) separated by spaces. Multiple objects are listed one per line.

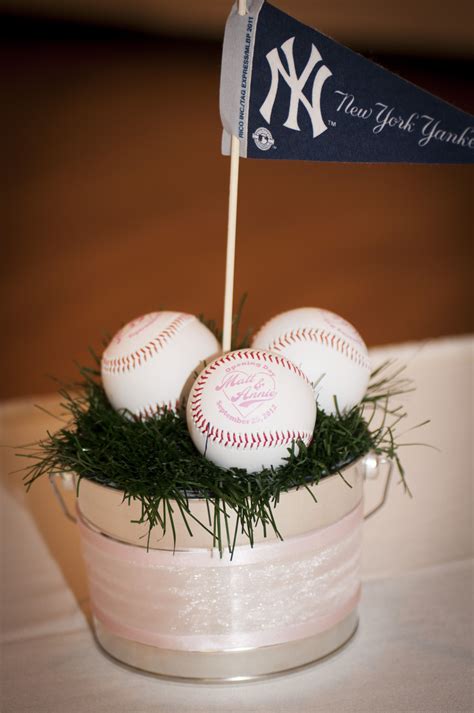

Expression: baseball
xmin=101 ymin=311 xmax=220 ymax=418
xmin=252 ymin=308 xmax=371 ymax=415
xmin=186 ymin=349 xmax=317 ymax=472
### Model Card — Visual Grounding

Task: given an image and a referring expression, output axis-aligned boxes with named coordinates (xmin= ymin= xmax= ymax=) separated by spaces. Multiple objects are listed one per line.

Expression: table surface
xmin=1 ymin=336 xmax=473 ymax=713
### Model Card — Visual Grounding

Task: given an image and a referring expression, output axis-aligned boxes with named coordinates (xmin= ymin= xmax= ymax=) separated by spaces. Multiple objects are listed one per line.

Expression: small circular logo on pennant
xmin=252 ymin=127 xmax=275 ymax=151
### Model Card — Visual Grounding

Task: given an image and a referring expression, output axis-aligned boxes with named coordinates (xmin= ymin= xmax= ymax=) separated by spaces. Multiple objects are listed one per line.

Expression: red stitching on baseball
xmin=190 ymin=349 xmax=313 ymax=451
xmin=102 ymin=314 xmax=192 ymax=374
xmin=134 ymin=399 xmax=180 ymax=420
xmin=267 ymin=328 xmax=370 ymax=370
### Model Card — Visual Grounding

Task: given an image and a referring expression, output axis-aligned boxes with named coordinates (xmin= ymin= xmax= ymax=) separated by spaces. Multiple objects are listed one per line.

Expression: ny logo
xmin=259 ymin=37 xmax=332 ymax=138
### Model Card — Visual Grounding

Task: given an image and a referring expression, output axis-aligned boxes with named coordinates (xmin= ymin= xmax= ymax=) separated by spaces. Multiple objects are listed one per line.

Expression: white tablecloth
xmin=1 ymin=336 xmax=473 ymax=712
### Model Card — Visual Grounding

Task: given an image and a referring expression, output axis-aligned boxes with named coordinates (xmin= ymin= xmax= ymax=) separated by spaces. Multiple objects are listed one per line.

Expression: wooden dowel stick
xmin=222 ymin=136 xmax=240 ymax=353
xmin=222 ymin=0 xmax=247 ymax=353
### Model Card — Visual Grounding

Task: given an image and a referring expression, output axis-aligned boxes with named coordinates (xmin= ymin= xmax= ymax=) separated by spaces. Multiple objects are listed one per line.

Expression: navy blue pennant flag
xmin=220 ymin=0 xmax=474 ymax=163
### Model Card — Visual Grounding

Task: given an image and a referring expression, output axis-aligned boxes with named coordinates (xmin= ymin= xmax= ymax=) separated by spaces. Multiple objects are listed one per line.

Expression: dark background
xmin=1 ymin=3 xmax=473 ymax=399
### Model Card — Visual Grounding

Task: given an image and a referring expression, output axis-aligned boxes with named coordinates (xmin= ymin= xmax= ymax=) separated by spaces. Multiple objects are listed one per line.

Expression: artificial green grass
xmin=21 ymin=357 xmax=415 ymax=553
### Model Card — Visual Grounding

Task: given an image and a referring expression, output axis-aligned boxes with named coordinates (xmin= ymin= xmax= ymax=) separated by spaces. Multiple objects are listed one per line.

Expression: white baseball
xmin=252 ymin=308 xmax=371 ymax=415
xmin=101 ymin=311 xmax=220 ymax=418
xmin=186 ymin=349 xmax=317 ymax=472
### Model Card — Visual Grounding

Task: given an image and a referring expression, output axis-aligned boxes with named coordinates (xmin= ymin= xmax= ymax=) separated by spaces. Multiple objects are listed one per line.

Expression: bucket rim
xmin=73 ymin=451 xmax=370 ymax=503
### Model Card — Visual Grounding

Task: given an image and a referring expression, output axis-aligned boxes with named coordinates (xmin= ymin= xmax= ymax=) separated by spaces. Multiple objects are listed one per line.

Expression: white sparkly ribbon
xmin=79 ymin=502 xmax=363 ymax=652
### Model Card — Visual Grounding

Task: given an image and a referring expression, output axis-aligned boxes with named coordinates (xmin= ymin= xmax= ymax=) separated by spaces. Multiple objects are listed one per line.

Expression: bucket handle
xmin=49 ymin=473 xmax=77 ymax=523
xmin=362 ymin=454 xmax=393 ymax=520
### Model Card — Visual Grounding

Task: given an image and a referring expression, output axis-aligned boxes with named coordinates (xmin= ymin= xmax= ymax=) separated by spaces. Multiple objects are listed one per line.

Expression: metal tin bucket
xmin=52 ymin=454 xmax=390 ymax=681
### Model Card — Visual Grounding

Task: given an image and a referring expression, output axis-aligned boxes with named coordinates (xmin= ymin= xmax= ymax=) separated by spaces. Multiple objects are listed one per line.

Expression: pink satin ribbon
xmin=79 ymin=503 xmax=363 ymax=652
xmin=92 ymin=588 xmax=361 ymax=652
